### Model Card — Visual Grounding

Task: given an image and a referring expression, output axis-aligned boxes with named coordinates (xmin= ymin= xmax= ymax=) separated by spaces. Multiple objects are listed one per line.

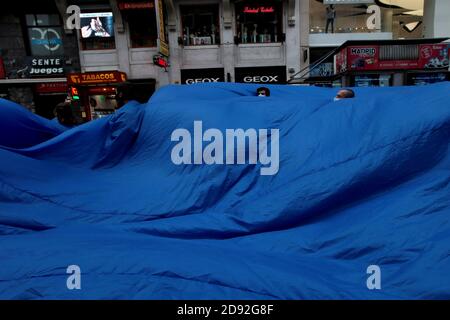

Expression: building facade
xmin=0 ymin=0 xmax=449 ymax=119
xmin=0 ymin=0 xmax=81 ymax=117
xmin=164 ymin=0 xmax=302 ymax=86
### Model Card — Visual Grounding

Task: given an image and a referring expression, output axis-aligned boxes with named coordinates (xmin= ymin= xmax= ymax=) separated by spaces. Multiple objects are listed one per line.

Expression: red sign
xmin=335 ymin=43 xmax=449 ymax=73
xmin=243 ymin=6 xmax=274 ymax=13
xmin=153 ymin=55 xmax=169 ymax=69
xmin=0 ymin=57 xmax=5 ymax=79
xmin=67 ymin=71 xmax=127 ymax=85
xmin=118 ymin=1 xmax=154 ymax=10
xmin=35 ymin=82 xmax=68 ymax=93
xmin=335 ymin=48 xmax=348 ymax=74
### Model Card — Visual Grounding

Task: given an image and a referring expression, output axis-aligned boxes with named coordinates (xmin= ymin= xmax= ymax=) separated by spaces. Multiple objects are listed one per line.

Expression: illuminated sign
xmin=243 ymin=6 xmax=275 ymax=13
xmin=67 ymin=71 xmax=127 ymax=85
xmin=118 ymin=1 xmax=154 ymax=10
xmin=28 ymin=57 xmax=65 ymax=76
xmin=153 ymin=55 xmax=169 ymax=69
xmin=80 ymin=12 xmax=114 ymax=39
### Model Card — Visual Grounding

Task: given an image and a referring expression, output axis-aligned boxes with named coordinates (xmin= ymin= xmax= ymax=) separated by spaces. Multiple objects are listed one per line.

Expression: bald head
xmin=336 ymin=89 xmax=355 ymax=99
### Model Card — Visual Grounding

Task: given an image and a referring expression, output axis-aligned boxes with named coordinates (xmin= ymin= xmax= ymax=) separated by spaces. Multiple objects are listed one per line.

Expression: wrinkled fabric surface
xmin=0 ymin=82 xmax=449 ymax=299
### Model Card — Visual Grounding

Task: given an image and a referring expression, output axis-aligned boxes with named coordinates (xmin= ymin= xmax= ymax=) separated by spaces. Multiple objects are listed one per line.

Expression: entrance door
xmin=34 ymin=93 xmax=67 ymax=119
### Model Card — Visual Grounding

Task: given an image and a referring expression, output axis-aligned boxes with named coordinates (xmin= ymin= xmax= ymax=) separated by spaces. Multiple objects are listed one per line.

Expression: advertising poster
xmin=80 ymin=12 xmax=114 ymax=39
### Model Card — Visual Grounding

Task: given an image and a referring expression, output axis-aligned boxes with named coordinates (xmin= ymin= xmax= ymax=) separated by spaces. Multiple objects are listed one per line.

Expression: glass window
xmin=353 ymin=74 xmax=392 ymax=87
xmin=26 ymin=14 xmax=64 ymax=56
xmin=123 ymin=8 xmax=158 ymax=48
xmin=309 ymin=0 xmax=424 ymax=39
xmin=235 ymin=1 xmax=283 ymax=44
xmin=407 ymin=73 xmax=448 ymax=86
xmin=180 ymin=5 xmax=220 ymax=46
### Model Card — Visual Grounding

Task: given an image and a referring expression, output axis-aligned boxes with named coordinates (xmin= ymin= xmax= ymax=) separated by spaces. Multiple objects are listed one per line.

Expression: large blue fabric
xmin=0 ymin=82 xmax=449 ymax=299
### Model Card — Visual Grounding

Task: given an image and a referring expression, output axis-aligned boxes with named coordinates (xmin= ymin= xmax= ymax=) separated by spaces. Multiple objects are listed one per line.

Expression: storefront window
xmin=121 ymin=2 xmax=158 ymax=48
xmin=80 ymin=11 xmax=116 ymax=50
xmin=180 ymin=5 xmax=220 ymax=46
xmin=309 ymin=0 xmax=424 ymax=39
xmin=26 ymin=14 xmax=64 ymax=56
xmin=235 ymin=1 xmax=283 ymax=44
xmin=353 ymin=74 xmax=392 ymax=87
xmin=407 ymin=73 xmax=448 ymax=86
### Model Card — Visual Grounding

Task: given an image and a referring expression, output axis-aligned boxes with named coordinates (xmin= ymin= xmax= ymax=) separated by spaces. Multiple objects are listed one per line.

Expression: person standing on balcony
xmin=325 ymin=5 xmax=336 ymax=33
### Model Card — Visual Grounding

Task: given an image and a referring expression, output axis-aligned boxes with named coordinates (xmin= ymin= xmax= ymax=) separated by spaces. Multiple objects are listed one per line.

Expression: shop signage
xmin=28 ymin=57 xmax=65 ymax=76
xmin=35 ymin=82 xmax=68 ymax=93
xmin=30 ymin=27 xmax=63 ymax=54
xmin=153 ymin=55 xmax=169 ymax=70
xmin=336 ymin=44 xmax=449 ymax=72
xmin=181 ymin=68 xmax=225 ymax=85
xmin=67 ymin=71 xmax=127 ymax=85
xmin=157 ymin=0 xmax=169 ymax=57
xmin=243 ymin=6 xmax=275 ymax=14
xmin=118 ymin=1 xmax=154 ymax=10
xmin=335 ymin=48 xmax=348 ymax=73
xmin=235 ymin=66 xmax=287 ymax=84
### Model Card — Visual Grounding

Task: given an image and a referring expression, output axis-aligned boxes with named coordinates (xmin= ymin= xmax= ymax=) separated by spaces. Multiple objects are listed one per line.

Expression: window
xmin=180 ymin=5 xmax=220 ymax=46
xmin=407 ymin=73 xmax=448 ymax=86
xmin=309 ymin=0 xmax=424 ymax=39
xmin=26 ymin=14 xmax=64 ymax=56
xmin=353 ymin=74 xmax=392 ymax=87
xmin=80 ymin=11 xmax=116 ymax=50
xmin=123 ymin=7 xmax=158 ymax=48
xmin=235 ymin=1 xmax=283 ymax=44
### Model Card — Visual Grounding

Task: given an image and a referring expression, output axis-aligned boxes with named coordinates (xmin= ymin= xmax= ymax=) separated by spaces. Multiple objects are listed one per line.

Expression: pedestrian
xmin=325 ymin=5 xmax=336 ymax=33
xmin=116 ymin=83 xmax=133 ymax=108
xmin=257 ymin=87 xmax=270 ymax=97
xmin=54 ymin=102 xmax=76 ymax=127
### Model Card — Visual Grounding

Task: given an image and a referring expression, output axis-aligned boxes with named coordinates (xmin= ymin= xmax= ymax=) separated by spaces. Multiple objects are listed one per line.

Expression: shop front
xmin=235 ymin=66 xmax=287 ymax=84
xmin=0 ymin=56 xmax=71 ymax=116
xmin=332 ymin=39 xmax=450 ymax=87
xmin=180 ymin=68 xmax=225 ymax=84
xmin=235 ymin=0 xmax=283 ymax=44
xmin=66 ymin=71 xmax=128 ymax=121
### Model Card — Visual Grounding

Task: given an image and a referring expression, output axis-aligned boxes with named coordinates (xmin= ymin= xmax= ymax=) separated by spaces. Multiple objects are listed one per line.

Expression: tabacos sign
xmin=67 ymin=71 xmax=127 ymax=85
xmin=181 ymin=68 xmax=225 ymax=85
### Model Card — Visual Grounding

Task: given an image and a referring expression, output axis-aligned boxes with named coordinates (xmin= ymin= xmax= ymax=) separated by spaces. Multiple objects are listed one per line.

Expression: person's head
xmin=55 ymin=102 xmax=75 ymax=126
xmin=116 ymin=83 xmax=133 ymax=108
xmin=257 ymin=87 xmax=270 ymax=97
xmin=334 ymin=89 xmax=355 ymax=101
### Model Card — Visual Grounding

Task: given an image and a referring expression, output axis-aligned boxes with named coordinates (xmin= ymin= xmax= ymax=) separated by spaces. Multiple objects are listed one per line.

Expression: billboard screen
xmin=80 ymin=12 xmax=114 ymax=38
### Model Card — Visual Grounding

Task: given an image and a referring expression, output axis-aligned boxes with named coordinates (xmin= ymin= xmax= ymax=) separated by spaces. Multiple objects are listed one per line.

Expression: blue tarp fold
xmin=0 ymin=82 xmax=449 ymax=299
